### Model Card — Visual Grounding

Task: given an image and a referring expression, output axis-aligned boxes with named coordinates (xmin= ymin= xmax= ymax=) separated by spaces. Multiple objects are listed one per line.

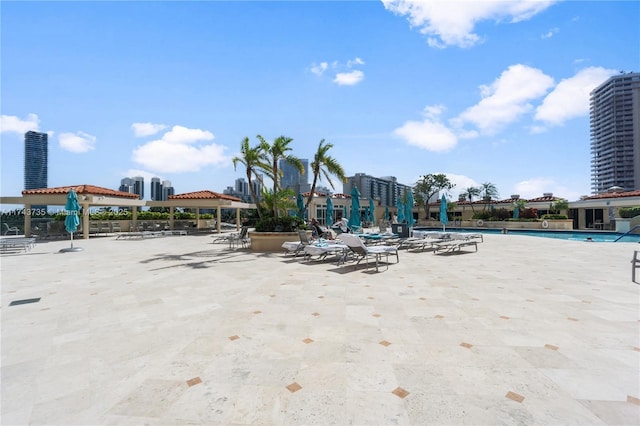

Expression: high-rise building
xmin=590 ymin=72 xmax=640 ymax=194
xmin=24 ymin=131 xmax=48 ymax=190
xmin=162 ymin=180 xmax=174 ymax=200
xmin=344 ymin=173 xmax=413 ymax=207
xmin=280 ymin=159 xmax=310 ymax=194
xmin=151 ymin=177 xmax=162 ymax=201
xmin=119 ymin=176 xmax=145 ymax=199
xmin=24 ymin=131 xmax=48 ymax=211
xmin=223 ymin=176 xmax=261 ymax=203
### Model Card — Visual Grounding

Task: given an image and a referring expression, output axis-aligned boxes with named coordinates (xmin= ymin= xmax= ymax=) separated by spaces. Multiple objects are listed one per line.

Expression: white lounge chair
xmin=339 ymin=233 xmax=399 ymax=272
xmin=3 ymin=223 xmax=20 ymax=235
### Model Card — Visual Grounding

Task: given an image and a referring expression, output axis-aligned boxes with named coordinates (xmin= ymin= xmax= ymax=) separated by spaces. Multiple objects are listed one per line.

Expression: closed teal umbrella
xmin=440 ymin=194 xmax=449 ymax=231
xmin=385 ymin=206 xmax=389 ymax=222
xmin=368 ymin=197 xmax=375 ymax=224
xmin=513 ymin=204 xmax=520 ymax=219
xmin=61 ymin=189 xmax=83 ymax=252
xmin=296 ymin=193 xmax=305 ymax=219
xmin=396 ymin=199 xmax=405 ymax=223
xmin=348 ymin=186 xmax=361 ymax=230
xmin=326 ymin=197 xmax=334 ymax=226
xmin=405 ymin=192 xmax=415 ymax=227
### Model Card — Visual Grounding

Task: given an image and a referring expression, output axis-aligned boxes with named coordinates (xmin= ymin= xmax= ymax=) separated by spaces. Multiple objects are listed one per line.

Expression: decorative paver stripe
xmin=286 ymin=382 xmax=302 ymax=393
xmin=186 ymin=377 xmax=202 ymax=387
xmin=392 ymin=387 xmax=410 ymax=398
xmin=506 ymin=391 xmax=525 ymax=403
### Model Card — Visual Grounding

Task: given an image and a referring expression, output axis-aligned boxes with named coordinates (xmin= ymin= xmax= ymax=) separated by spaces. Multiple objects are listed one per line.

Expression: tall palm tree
xmin=480 ymin=182 xmax=499 ymax=212
xmin=232 ymin=137 xmax=268 ymax=219
xmin=257 ymin=135 xmax=304 ymax=220
xmin=304 ymin=139 xmax=346 ymax=211
xmin=462 ymin=186 xmax=481 ymax=213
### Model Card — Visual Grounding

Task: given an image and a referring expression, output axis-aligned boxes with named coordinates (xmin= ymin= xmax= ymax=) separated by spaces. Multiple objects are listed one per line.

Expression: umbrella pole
xmin=70 ymin=232 xmax=74 ymax=249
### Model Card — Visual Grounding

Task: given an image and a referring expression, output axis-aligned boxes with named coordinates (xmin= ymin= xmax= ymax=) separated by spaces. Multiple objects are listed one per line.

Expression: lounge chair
xmin=282 ymin=229 xmax=316 ymax=257
xmin=431 ymin=239 xmax=478 ymax=254
xmin=3 ymin=223 xmax=20 ymax=235
xmin=338 ymin=233 xmax=399 ymax=272
xmin=228 ymin=226 xmax=250 ymax=249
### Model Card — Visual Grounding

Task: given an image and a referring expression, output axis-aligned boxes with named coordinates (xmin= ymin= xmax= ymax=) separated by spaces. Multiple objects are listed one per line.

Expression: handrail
xmin=614 ymin=225 xmax=640 ymax=242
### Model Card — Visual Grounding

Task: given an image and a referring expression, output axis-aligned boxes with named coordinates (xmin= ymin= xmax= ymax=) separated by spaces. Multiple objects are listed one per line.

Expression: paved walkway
xmin=1 ymin=233 xmax=639 ymax=425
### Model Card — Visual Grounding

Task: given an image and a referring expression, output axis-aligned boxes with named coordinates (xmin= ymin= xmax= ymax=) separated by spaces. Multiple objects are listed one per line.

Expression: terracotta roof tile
xmin=22 ymin=184 xmax=140 ymax=199
xmin=169 ymin=190 xmax=241 ymax=202
xmin=583 ymin=190 xmax=640 ymax=200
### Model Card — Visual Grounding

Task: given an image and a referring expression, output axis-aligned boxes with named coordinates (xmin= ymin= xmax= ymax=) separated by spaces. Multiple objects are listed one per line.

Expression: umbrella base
xmin=59 ymin=247 xmax=84 ymax=253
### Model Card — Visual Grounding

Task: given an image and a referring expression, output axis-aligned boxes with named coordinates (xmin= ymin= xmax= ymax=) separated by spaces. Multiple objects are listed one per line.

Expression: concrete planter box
xmin=249 ymin=231 xmax=309 ymax=252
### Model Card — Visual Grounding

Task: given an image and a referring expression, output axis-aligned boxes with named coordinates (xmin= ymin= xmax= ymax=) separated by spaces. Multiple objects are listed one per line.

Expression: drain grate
xmin=9 ymin=298 xmax=41 ymax=306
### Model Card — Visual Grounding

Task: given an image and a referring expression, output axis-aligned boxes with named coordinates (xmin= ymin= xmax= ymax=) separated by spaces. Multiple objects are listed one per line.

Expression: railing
xmin=614 ymin=225 xmax=640 ymax=242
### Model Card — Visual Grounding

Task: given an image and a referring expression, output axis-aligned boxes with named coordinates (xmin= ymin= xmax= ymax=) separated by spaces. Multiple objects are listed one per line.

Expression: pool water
xmin=413 ymin=227 xmax=640 ymax=243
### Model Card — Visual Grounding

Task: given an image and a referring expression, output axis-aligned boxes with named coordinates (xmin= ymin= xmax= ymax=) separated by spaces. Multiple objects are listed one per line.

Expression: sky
xmin=1 ymin=0 xmax=639 ymax=206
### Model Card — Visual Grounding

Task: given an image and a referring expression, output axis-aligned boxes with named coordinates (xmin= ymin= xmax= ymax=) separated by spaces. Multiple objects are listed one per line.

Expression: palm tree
xmin=260 ymin=187 xmax=296 ymax=218
xmin=304 ymin=139 xmax=346 ymax=211
xmin=480 ymin=182 xmax=499 ymax=212
xmin=462 ymin=186 xmax=481 ymax=213
xmin=232 ymin=137 xmax=268 ymax=219
xmin=257 ymin=135 xmax=304 ymax=220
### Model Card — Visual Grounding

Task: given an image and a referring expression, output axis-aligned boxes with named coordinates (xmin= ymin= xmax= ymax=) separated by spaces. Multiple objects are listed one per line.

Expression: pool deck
xmin=1 ymin=233 xmax=639 ymax=425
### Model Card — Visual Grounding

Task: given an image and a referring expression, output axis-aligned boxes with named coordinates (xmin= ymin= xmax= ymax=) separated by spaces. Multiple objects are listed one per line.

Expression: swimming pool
xmin=413 ymin=227 xmax=640 ymax=242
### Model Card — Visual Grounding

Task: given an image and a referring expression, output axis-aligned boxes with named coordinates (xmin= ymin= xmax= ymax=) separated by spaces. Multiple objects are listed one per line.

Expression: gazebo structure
xmin=1 ymin=185 xmax=145 ymax=239
xmin=146 ymin=190 xmax=255 ymax=234
xmin=1 ymin=187 xmax=257 ymax=239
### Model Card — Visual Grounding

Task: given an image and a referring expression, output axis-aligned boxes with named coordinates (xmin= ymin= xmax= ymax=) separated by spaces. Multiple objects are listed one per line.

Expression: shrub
xmin=254 ymin=215 xmax=306 ymax=232
xmin=491 ymin=208 xmax=511 ymax=221
xmin=472 ymin=211 xmax=492 ymax=220
xmin=619 ymin=207 xmax=640 ymax=218
xmin=519 ymin=208 xmax=538 ymax=219
xmin=541 ymin=214 xmax=568 ymax=220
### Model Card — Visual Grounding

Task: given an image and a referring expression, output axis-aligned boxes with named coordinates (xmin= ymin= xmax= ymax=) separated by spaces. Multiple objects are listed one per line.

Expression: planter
xmin=249 ymin=231 xmax=310 ymax=252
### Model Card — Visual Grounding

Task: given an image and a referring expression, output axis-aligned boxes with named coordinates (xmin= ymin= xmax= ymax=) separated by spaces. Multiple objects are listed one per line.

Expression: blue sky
xmin=2 ymin=0 xmax=639 ymax=204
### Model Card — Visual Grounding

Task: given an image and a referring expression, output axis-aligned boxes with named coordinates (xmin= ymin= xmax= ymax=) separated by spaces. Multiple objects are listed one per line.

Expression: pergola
xmin=1 ymin=186 xmax=257 ymax=239
xmin=146 ymin=190 xmax=256 ymax=233
xmin=1 ymin=184 xmax=145 ymax=239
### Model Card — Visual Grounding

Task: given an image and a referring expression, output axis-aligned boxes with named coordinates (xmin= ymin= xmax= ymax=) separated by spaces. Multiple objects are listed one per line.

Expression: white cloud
xmin=1 ymin=113 xmax=40 ymax=134
xmin=59 ymin=131 xmax=96 ymax=153
xmin=393 ymin=105 xmax=458 ymax=152
xmin=541 ymin=27 xmax=559 ymax=39
xmin=311 ymin=58 xmax=365 ymax=85
xmin=347 ymin=57 xmax=365 ymax=67
xmin=454 ymin=64 xmax=554 ymax=134
xmin=513 ymin=177 xmax=584 ymax=201
xmin=381 ymin=0 xmax=557 ymax=48
xmin=132 ymin=125 xmax=228 ymax=173
xmin=534 ymin=66 xmax=616 ymax=127
xmin=310 ymin=62 xmax=328 ymax=76
xmin=334 ymin=70 xmax=365 ymax=86
xmin=445 ymin=173 xmax=480 ymax=199
xmin=132 ymin=122 xmax=168 ymax=137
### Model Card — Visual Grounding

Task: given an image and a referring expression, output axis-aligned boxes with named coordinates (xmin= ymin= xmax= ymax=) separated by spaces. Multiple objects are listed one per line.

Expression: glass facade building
xmin=24 ymin=131 xmax=48 ymax=191
xmin=590 ymin=72 xmax=640 ymax=194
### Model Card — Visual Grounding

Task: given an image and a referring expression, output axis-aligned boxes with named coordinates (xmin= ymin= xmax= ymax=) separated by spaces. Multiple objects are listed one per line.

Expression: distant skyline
xmin=2 ymin=1 xmax=639 ymax=207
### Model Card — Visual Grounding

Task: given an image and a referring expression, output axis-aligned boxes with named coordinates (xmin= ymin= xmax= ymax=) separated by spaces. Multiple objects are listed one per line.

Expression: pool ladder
xmin=614 ymin=225 xmax=640 ymax=242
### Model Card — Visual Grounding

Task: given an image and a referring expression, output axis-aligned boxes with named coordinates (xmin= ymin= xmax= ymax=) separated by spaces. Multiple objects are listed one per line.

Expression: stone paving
xmin=1 ymin=233 xmax=639 ymax=425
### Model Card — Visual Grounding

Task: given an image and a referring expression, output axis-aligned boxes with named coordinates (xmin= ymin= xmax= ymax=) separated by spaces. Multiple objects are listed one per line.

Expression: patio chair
xmin=338 ymin=233 xmax=399 ymax=272
xmin=282 ymin=229 xmax=315 ymax=257
xmin=228 ymin=226 xmax=250 ymax=249
xmin=3 ymin=223 xmax=20 ymax=235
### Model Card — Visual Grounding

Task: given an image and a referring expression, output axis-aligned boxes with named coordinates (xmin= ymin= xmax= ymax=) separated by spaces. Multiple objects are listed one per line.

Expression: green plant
xmin=520 ymin=208 xmax=538 ymax=219
xmin=541 ymin=214 xmax=568 ymax=220
xmin=491 ymin=208 xmax=510 ymax=221
xmin=619 ymin=207 xmax=640 ymax=218
xmin=254 ymin=216 xmax=306 ymax=232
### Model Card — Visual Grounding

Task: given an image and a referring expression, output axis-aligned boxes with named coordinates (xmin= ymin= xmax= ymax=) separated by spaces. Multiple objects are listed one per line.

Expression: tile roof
xmin=22 ymin=184 xmax=140 ymax=198
xmin=582 ymin=190 xmax=640 ymax=200
xmin=169 ymin=190 xmax=242 ymax=202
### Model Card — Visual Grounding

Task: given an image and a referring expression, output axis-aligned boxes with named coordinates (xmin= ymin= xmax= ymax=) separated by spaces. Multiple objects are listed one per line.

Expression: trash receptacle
xmin=391 ymin=223 xmax=410 ymax=238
